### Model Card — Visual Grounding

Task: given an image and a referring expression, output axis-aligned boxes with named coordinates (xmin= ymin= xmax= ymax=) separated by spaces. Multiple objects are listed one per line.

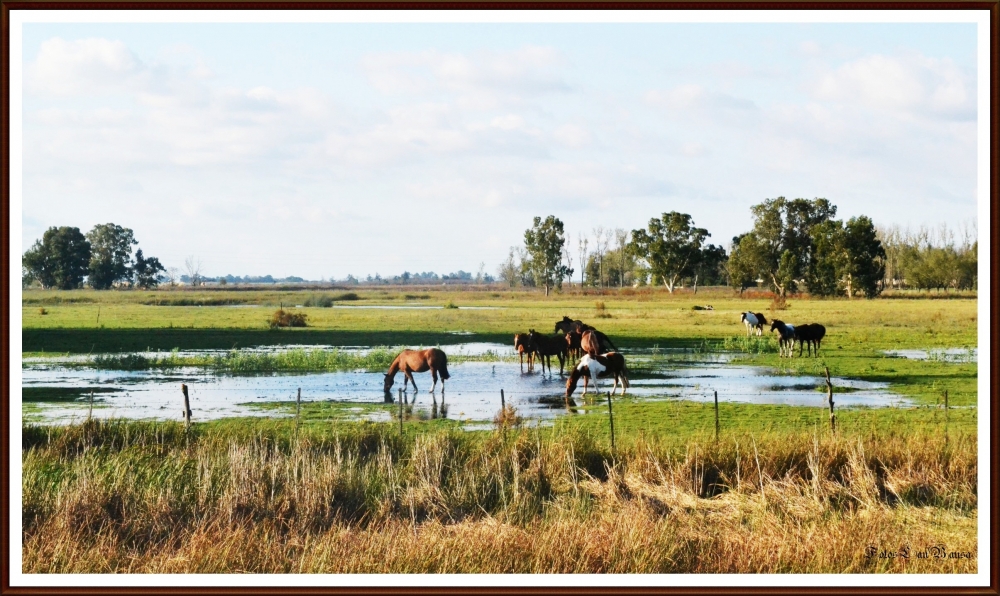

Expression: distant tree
xmin=738 ymin=197 xmax=837 ymax=296
xmin=86 ymin=223 xmax=138 ymax=289
xmin=132 ymin=249 xmax=166 ymax=289
xmin=690 ymin=244 xmax=727 ymax=292
xmin=726 ymin=234 xmax=758 ymax=295
xmin=841 ymin=216 xmax=886 ymax=298
xmin=576 ymin=233 xmax=589 ymax=287
xmin=805 ymin=220 xmax=842 ymax=296
xmin=497 ymin=247 xmax=521 ymax=288
xmin=524 ymin=215 xmax=571 ymax=296
xmin=184 ymin=256 xmax=203 ymax=287
xmin=22 ymin=226 xmax=92 ymax=289
xmin=613 ymin=228 xmax=630 ymax=288
xmin=629 ymin=212 xmax=709 ymax=293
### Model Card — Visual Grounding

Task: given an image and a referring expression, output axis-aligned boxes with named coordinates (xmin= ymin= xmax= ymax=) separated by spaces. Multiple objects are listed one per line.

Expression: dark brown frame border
xmin=1 ymin=3 xmax=996 ymax=594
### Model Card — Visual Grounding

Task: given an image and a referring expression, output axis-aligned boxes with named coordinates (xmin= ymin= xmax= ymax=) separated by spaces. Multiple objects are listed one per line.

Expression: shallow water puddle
xmin=21 ymin=342 xmax=909 ymax=425
xmin=882 ymin=348 xmax=977 ymax=363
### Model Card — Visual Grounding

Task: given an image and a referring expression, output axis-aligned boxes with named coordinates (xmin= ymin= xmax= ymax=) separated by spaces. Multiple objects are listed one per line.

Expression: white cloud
xmin=552 ymin=123 xmax=591 ymax=148
xmin=360 ymin=45 xmax=570 ymax=109
xmin=644 ymin=84 xmax=756 ymax=113
xmin=28 ymin=37 xmax=143 ymax=96
xmin=809 ymin=52 xmax=973 ymax=119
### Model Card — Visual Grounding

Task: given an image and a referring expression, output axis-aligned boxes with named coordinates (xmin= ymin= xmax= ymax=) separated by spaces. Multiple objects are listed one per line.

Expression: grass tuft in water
xmin=722 ymin=335 xmax=778 ymax=354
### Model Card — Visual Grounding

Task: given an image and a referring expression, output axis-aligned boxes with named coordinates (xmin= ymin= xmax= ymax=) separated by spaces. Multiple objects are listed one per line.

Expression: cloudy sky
xmin=18 ymin=17 xmax=981 ymax=280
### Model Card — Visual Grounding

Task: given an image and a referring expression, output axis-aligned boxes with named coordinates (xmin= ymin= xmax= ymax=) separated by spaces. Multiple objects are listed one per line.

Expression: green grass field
xmin=19 ymin=286 xmax=982 ymax=573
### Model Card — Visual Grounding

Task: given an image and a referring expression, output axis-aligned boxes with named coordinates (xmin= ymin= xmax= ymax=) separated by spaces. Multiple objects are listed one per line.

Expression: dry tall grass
xmin=22 ymin=420 xmax=977 ymax=573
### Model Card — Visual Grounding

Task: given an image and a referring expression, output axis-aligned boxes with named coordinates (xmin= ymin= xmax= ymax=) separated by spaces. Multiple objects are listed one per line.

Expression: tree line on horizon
xmin=500 ymin=197 xmax=977 ymax=298
xmin=21 ymin=224 xmax=165 ymax=290
xmin=21 ymin=200 xmax=977 ymax=297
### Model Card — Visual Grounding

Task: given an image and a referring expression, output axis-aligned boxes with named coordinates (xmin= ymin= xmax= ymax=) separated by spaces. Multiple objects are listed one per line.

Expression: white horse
xmin=741 ymin=312 xmax=767 ymax=336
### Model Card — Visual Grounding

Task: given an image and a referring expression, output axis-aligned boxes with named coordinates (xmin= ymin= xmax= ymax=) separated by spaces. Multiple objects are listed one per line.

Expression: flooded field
xmin=21 ymin=342 xmax=910 ymax=426
xmin=883 ymin=348 xmax=978 ymax=363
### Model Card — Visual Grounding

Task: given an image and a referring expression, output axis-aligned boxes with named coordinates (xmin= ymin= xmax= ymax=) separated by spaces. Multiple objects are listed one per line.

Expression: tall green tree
xmin=132 ymin=249 xmax=166 ymax=289
xmin=21 ymin=226 xmax=92 ymax=289
xmin=738 ymin=197 xmax=837 ymax=296
xmin=841 ymin=216 xmax=886 ymax=298
xmin=726 ymin=234 xmax=758 ymax=295
xmin=629 ymin=212 xmax=709 ymax=293
xmin=523 ymin=216 xmax=572 ymax=296
xmin=690 ymin=244 xmax=728 ymax=292
xmin=805 ymin=220 xmax=846 ymax=297
xmin=87 ymin=223 xmax=137 ymax=289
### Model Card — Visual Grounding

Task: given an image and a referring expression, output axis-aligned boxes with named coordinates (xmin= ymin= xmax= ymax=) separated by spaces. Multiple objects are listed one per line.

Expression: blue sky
xmin=20 ymin=20 xmax=980 ymax=280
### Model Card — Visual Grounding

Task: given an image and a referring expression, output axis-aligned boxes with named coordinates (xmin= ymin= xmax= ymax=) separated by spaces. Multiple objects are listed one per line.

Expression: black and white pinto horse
xmin=741 ymin=312 xmax=768 ymax=336
xmin=769 ymin=320 xmax=796 ymax=358
xmin=793 ymin=323 xmax=827 ymax=357
xmin=565 ymin=353 xmax=629 ymax=397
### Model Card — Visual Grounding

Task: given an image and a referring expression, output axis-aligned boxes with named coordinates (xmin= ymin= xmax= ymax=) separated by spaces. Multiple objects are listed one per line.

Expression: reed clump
xmin=269 ymin=309 xmax=308 ymax=328
xmin=22 ymin=419 xmax=977 ymax=573
xmin=722 ymin=335 xmax=777 ymax=354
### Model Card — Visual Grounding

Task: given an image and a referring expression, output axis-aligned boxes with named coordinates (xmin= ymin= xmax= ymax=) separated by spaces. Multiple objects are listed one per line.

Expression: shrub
xmin=595 ymin=301 xmax=612 ymax=318
xmin=268 ymin=309 xmax=308 ymax=328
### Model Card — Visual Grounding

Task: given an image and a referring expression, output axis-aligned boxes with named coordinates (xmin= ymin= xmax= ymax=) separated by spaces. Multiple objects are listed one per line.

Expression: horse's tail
xmin=439 ymin=352 xmax=451 ymax=380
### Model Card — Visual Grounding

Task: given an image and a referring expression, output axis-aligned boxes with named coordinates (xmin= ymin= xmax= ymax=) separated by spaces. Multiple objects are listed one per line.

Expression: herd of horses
xmin=382 ymin=311 xmax=828 ymax=401
xmin=741 ymin=311 xmax=827 ymax=358
xmin=513 ymin=317 xmax=629 ymax=398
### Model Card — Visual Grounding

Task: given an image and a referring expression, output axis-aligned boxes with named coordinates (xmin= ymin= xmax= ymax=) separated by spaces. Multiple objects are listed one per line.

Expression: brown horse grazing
xmin=565 ymin=353 xmax=629 ymax=397
xmin=555 ymin=316 xmax=586 ymax=335
xmin=528 ymin=329 xmax=567 ymax=375
xmin=514 ymin=333 xmax=536 ymax=371
xmin=384 ymin=348 xmax=450 ymax=395
xmin=580 ymin=329 xmax=617 ymax=356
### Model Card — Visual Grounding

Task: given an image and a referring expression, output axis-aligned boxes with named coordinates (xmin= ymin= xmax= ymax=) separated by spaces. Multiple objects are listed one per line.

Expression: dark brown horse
xmin=565 ymin=353 xmax=629 ymax=397
xmin=565 ymin=330 xmax=583 ymax=361
xmin=793 ymin=323 xmax=827 ymax=357
xmin=384 ymin=348 xmax=450 ymax=395
xmin=514 ymin=333 xmax=536 ymax=371
xmin=580 ymin=329 xmax=617 ymax=356
xmin=529 ymin=329 xmax=567 ymax=375
xmin=555 ymin=316 xmax=586 ymax=335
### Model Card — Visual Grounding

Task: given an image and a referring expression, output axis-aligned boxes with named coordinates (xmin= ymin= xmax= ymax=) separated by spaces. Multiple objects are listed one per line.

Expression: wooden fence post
xmin=88 ymin=389 xmax=94 ymax=422
xmin=501 ymin=389 xmax=505 ymax=409
xmin=714 ymin=391 xmax=720 ymax=442
xmin=181 ymin=384 xmax=192 ymax=430
xmin=607 ymin=392 xmax=616 ymax=452
xmin=824 ymin=367 xmax=835 ymax=434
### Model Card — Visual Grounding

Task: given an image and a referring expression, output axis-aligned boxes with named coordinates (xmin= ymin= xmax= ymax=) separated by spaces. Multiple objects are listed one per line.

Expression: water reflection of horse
xmin=565 ymin=353 xmax=629 ymax=397
xmin=383 ymin=348 xmax=450 ymax=395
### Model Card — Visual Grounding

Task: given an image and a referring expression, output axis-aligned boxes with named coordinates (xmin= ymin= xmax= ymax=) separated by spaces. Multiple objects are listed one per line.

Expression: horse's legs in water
xmin=430 ymin=369 xmax=439 ymax=393
xmin=404 ymin=369 xmax=417 ymax=392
